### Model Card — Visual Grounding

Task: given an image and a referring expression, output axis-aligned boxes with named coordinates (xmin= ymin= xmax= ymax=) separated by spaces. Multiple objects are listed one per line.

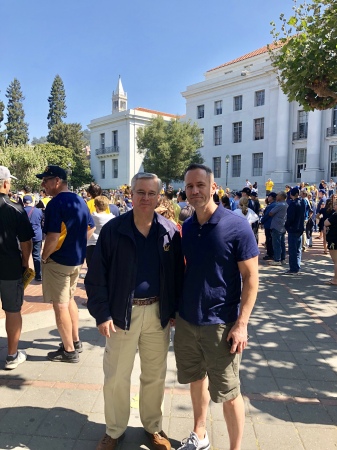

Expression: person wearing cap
xmin=23 ymin=195 xmax=44 ymax=281
xmin=0 ymin=166 xmax=34 ymax=369
xmin=35 ymin=165 xmax=95 ymax=363
xmin=283 ymin=187 xmax=306 ymax=275
xmin=260 ymin=192 xmax=277 ymax=260
xmin=241 ymin=187 xmax=259 ymax=243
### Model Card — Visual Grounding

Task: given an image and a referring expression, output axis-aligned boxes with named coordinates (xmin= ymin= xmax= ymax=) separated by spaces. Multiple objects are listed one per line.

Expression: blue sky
xmin=0 ymin=0 xmax=296 ymax=141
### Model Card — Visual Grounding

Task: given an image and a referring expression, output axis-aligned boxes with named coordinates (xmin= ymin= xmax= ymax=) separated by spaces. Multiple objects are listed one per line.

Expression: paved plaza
xmin=0 ymin=232 xmax=337 ymax=450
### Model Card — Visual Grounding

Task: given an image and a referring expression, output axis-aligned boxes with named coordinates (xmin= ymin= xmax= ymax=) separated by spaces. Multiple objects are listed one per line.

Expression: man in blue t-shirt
xmin=174 ymin=163 xmax=259 ymax=450
xmin=36 ymin=165 xmax=95 ymax=363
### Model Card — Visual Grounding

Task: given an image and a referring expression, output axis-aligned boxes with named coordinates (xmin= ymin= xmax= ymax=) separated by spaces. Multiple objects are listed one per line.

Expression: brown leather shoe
xmin=146 ymin=430 xmax=171 ymax=450
xmin=96 ymin=433 xmax=125 ymax=450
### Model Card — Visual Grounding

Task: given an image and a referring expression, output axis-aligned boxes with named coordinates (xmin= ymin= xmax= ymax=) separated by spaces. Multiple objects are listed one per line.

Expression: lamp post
xmin=66 ymin=163 xmax=72 ymax=191
xmin=225 ymin=154 xmax=230 ymax=188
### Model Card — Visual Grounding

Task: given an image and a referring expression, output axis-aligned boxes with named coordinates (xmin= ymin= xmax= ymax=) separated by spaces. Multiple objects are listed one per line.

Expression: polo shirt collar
xmin=192 ymin=204 xmax=224 ymax=225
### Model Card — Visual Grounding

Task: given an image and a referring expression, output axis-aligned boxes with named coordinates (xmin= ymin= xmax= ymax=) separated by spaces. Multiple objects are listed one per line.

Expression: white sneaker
xmin=178 ymin=431 xmax=210 ymax=450
xmin=5 ymin=350 xmax=27 ymax=370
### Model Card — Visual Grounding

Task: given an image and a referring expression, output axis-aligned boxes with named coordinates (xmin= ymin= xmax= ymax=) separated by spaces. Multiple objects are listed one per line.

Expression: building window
xmin=100 ymin=133 xmax=105 ymax=149
xmin=234 ymin=95 xmax=242 ymax=111
xmin=100 ymin=160 xmax=105 ymax=179
xmin=254 ymin=118 xmax=264 ymax=140
xmin=252 ymin=153 xmax=263 ymax=176
xmin=296 ymin=148 xmax=307 ymax=181
xmin=113 ymin=100 xmax=119 ymax=110
xmin=197 ymin=105 xmax=204 ymax=119
xmin=298 ymin=111 xmax=308 ymax=138
xmin=200 ymin=129 xmax=204 ymax=147
xmin=330 ymin=146 xmax=337 ymax=177
xmin=255 ymin=90 xmax=265 ymax=106
xmin=233 ymin=122 xmax=242 ymax=143
xmin=214 ymin=126 xmax=222 ymax=146
xmin=213 ymin=157 xmax=221 ymax=178
xmin=214 ymin=100 xmax=222 ymax=115
xmin=112 ymin=130 xmax=118 ymax=149
xmin=232 ymin=155 xmax=241 ymax=177
xmin=112 ymin=159 xmax=118 ymax=178
xmin=333 ymin=105 xmax=337 ymax=129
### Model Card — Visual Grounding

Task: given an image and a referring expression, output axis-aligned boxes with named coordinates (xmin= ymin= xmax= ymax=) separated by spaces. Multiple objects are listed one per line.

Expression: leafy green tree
xmin=48 ymin=122 xmax=85 ymax=152
xmin=47 ymin=123 xmax=92 ymax=188
xmin=47 ymin=74 xmax=67 ymax=130
xmin=269 ymin=0 xmax=337 ymax=111
xmin=137 ymin=116 xmax=204 ymax=186
xmin=0 ymin=145 xmax=46 ymax=191
xmin=5 ymin=78 xmax=29 ymax=145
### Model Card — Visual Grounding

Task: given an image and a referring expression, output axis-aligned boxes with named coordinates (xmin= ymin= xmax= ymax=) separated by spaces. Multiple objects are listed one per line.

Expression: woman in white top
xmin=233 ymin=196 xmax=259 ymax=225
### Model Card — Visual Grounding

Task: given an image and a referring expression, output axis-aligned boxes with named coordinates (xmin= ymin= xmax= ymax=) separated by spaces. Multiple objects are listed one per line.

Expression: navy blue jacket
xmin=85 ymin=210 xmax=184 ymax=329
xmin=285 ymin=198 xmax=305 ymax=233
xmin=261 ymin=202 xmax=277 ymax=229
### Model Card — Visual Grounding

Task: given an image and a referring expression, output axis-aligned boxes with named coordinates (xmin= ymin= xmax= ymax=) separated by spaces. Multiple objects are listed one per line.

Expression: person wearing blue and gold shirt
xmin=36 ymin=165 xmax=95 ymax=363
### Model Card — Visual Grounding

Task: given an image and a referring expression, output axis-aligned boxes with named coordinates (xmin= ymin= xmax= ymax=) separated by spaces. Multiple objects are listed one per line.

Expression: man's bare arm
xmin=227 ymin=256 xmax=259 ymax=354
xmin=42 ymin=232 xmax=60 ymax=260
xmin=20 ymin=240 xmax=32 ymax=268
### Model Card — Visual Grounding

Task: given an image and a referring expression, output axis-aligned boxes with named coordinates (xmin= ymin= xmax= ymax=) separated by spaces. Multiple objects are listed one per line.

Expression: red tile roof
xmin=134 ymin=107 xmax=178 ymax=118
xmin=207 ymin=43 xmax=281 ymax=73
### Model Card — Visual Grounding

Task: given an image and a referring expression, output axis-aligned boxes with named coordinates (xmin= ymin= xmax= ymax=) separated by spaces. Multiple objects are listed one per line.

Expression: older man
xmin=85 ymin=172 xmax=184 ymax=450
xmin=36 ymin=165 xmax=95 ymax=363
xmin=175 ymin=163 xmax=259 ymax=450
xmin=0 ymin=166 xmax=34 ymax=369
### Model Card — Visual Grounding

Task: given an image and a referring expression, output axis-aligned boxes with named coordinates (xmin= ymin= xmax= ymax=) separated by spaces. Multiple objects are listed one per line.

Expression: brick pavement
xmin=0 ymin=232 xmax=337 ymax=449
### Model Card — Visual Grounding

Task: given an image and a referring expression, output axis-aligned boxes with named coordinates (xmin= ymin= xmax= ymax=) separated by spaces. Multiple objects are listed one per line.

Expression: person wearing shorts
xmin=36 ymin=165 xmax=95 ymax=363
xmin=174 ymin=164 xmax=259 ymax=450
xmin=0 ymin=166 xmax=34 ymax=370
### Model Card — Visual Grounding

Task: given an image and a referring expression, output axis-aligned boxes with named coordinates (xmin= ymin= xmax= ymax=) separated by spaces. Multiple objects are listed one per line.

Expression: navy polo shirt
xmin=132 ymin=216 xmax=160 ymax=298
xmin=181 ymin=205 xmax=259 ymax=325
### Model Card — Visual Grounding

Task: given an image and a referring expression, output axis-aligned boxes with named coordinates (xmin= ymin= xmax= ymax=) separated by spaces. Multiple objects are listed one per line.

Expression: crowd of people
xmin=1 ymin=163 xmax=336 ymax=450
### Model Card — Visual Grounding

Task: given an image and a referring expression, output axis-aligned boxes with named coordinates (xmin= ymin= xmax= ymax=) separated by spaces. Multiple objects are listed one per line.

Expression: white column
xmin=304 ymin=110 xmax=324 ymax=182
xmin=270 ymin=89 xmax=291 ymax=183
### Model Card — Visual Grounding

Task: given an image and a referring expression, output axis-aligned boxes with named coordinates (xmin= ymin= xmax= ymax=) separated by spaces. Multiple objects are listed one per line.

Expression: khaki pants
xmin=103 ymin=301 xmax=170 ymax=438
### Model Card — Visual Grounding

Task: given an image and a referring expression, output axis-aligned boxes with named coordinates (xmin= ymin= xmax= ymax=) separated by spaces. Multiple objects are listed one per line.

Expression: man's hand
xmin=98 ymin=320 xmax=116 ymax=338
xmin=227 ymin=322 xmax=249 ymax=354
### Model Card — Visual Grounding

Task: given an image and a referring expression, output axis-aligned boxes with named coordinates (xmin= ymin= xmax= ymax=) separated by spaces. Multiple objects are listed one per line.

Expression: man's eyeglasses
xmin=134 ymin=190 xmax=157 ymax=198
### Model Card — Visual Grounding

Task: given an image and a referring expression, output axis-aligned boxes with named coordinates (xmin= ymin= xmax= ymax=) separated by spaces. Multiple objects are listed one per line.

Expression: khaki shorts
xmin=174 ymin=314 xmax=241 ymax=403
xmin=42 ymin=258 xmax=82 ymax=304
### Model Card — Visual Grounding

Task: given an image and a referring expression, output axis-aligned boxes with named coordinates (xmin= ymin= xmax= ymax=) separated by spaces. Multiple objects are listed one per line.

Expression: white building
xmin=182 ymin=45 xmax=337 ymax=189
xmin=88 ymin=77 xmax=176 ymax=188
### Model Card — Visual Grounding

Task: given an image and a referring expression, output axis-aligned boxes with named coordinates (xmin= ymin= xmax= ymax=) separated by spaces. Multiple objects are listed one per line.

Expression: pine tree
xmin=5 ymin=78 xmax=29 ymax=145
xmin=47 ymin=75 xmax=67 ymax=130
xmin=0 ymin=93 xmax=5 ymax=146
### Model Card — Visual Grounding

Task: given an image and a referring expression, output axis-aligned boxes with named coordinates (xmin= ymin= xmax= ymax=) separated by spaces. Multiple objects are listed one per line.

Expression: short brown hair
xmin=94 ymin=195 xmax=109 ymax=212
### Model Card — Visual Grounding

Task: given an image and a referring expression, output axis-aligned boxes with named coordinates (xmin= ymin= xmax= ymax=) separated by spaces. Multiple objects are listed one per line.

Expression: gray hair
xmin=131 ymin=172 xmax=162 ymax=192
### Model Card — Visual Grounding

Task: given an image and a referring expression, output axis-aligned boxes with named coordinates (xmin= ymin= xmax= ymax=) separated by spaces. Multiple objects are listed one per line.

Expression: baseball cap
xmin=23 ymin=195 xmax=33 ymax=204
xmin=268 ymin=192 xmax=277 ymax=199
xmin=241 ymin=187 xmax=251 ymax=195
xmin=251 ymin=192 xmax=258 ymax=197
xmin=36 ymin=165 xmax=67 ymax=180
xmin=290 ymin=187 xmax=300 ymax=196
xmin=0 ymin=165 xmax=18 ymax=180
